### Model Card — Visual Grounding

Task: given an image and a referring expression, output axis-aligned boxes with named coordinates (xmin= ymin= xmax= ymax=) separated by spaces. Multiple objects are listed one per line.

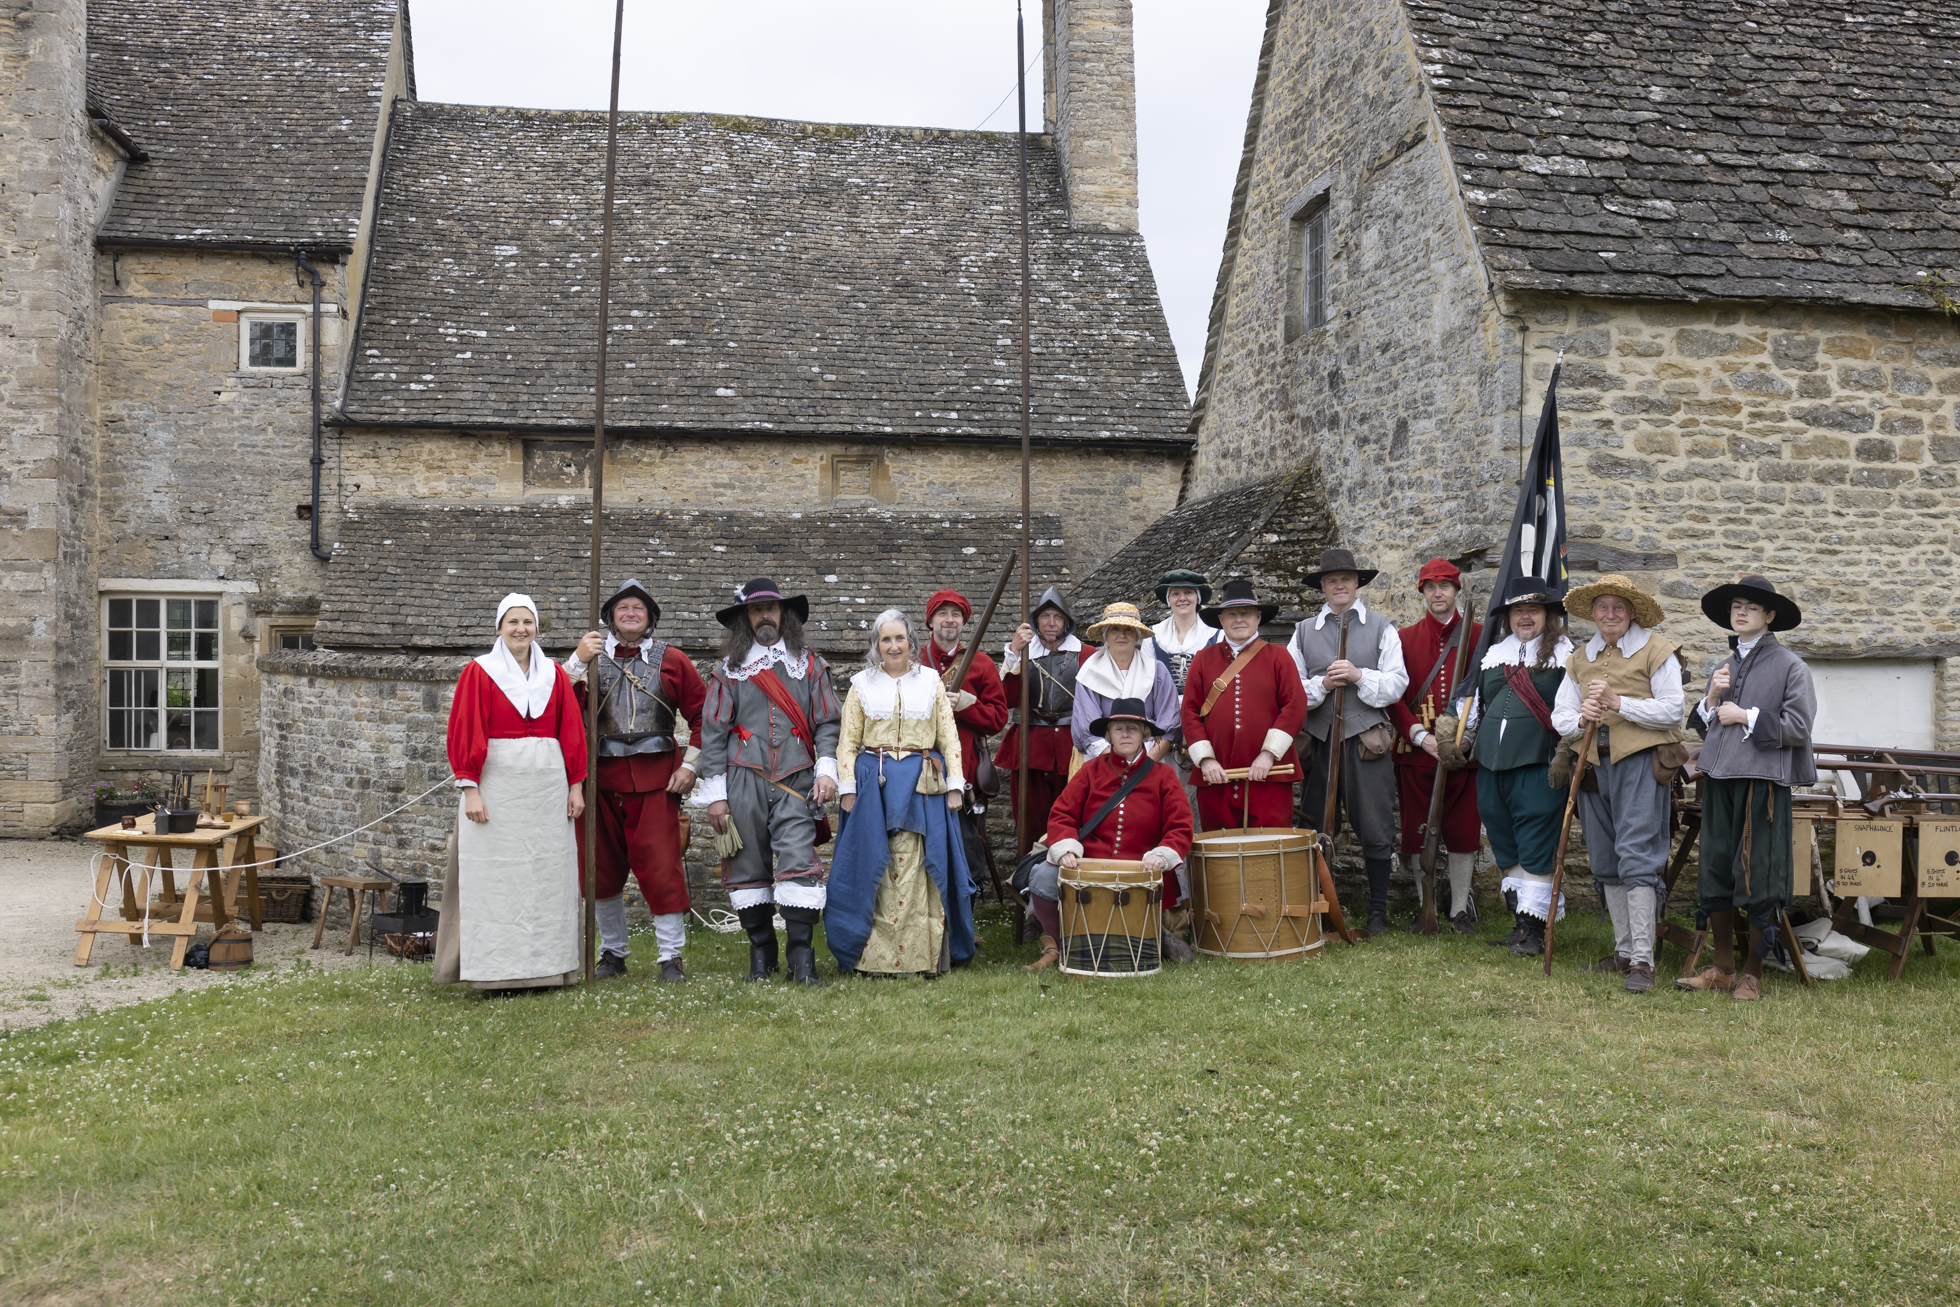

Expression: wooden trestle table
xmin=76 ymin=813 xmax=270 ymax=970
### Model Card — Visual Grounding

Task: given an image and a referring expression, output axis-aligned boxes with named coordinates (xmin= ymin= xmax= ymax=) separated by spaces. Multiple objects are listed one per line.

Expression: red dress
xmin=1180 ymin=640 xmax=1307 ymax=831
xmin=1046 ymin=750 xmax=1195 ymax=907
xmin=446 ymin=660 xmax=588 ymax=787
xmin=920 ymin=639 xmax=1009 ymax=788
xmin=1388 ymin=612 xmax=1483 ymax=856
xmin=994 ymin=644 xmax=1095 ymax=852
xmin=571 ymin=645 xmax=709 ymax=915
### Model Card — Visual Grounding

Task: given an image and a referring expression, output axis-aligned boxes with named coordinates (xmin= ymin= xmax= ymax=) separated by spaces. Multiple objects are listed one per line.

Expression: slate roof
xmin=1071 ymin=464 xmax=1338 ymax=626
xmin=339 ymin=103 xmax=1190 ymax=443
xmin=87 ymin=0 xmax=407 ymax=250
xmin=314 ymin=502 xmax=1074 ymax=655
xmin=1408 ymin=0 xmax=1960 ymax=308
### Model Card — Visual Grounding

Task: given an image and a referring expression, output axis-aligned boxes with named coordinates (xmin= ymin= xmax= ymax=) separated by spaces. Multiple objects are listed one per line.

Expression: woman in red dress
xmin=432 ymin=593 xmax=589 ymax=990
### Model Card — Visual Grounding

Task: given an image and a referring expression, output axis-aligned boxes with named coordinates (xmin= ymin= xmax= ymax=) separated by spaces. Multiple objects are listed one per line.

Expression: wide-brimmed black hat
xmin=1199 ymin=578 xmax=1279 ymax=626
xmin=1700 ymin=575 xmax=1801 ymax=632
xmin=716 ymin=577 xmax=811 ymax=628
xmin=600 ymin=578 xmax=660 ymax=627
xmin=1491 ymin=575 xmax=1564 ymax=615
xmin=1089 ymin=696 xmax=1168 ymax=739
xmin=1154 ymin=568 xmax=1213 ymax=606
xmin=1304 ymin=548 xmax=1379 ymax=590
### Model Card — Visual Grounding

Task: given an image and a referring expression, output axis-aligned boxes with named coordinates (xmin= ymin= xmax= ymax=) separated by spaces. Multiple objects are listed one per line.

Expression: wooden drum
xmin=1189 ymin=827 xmax=1325 ymax=961
xmin=1059 ymin=859 xmax=1164 ymax=977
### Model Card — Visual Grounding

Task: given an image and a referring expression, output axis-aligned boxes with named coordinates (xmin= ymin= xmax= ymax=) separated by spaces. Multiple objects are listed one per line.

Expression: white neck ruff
xmin=725 ymin=640 xmax=807 ymax=682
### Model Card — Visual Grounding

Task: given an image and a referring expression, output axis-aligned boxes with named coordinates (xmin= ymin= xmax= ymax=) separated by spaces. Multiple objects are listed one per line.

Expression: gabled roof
xmin=87 ymin=0 xmax=407 ymax=251
xmin=314 ymin=502 xmax=1073 ymax=655
xmin=339 ymin=103 xmax=1190 ymax=443
xmin=1071 ymin=464 xmax=1337 ymax=626
xmin=1412 ymin=0 xmax=1960 ymax=308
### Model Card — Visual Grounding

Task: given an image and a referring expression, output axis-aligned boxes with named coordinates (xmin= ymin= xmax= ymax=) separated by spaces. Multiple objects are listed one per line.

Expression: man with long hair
xmin=692 ymin=578 xmax=842 ymax=985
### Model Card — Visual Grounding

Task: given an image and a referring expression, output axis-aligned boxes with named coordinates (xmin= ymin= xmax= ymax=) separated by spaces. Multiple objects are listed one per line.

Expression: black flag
xmin=1463 ymin=365 xmax=1568 ymax=682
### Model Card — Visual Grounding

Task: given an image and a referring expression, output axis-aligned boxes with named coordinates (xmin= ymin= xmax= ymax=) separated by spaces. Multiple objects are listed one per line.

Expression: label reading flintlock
xmin=1916 ymin=820 xmax=1960 ymax=896
xmin=1833 ymin=819 xmax=1903 ymax=898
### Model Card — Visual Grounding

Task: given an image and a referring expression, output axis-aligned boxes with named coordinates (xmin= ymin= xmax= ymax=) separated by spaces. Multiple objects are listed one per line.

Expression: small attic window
xmin=1282 ymin=170 xmax=1335 ymax=344
xmin=241 ymin=314 xmax=304 ymax=371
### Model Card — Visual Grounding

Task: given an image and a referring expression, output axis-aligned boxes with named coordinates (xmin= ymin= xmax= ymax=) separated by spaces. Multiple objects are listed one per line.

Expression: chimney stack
xmin=1041 ymin=0 xmax=1140 ymax=234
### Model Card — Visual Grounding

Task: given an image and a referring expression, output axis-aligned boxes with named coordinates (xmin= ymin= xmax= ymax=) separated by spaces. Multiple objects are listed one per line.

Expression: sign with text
xmin=1916 ymin=820 xmax=1960 ymax=896
xmin=1834 ymin=819 xmax=1903 ymax=898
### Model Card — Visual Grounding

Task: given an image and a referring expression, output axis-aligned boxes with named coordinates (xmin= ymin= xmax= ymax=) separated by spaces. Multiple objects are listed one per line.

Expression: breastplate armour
xmin=1027 ymin=649 xmax=1079 ymax=722
xmin=597 ymin=643 xmax=677 ymax=753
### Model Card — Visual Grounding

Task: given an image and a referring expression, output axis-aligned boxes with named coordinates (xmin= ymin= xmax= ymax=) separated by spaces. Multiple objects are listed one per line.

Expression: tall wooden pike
xmin=582 ymin=0 xmax=627 ymax=984
xmin=1316 ymin=611 xmax=1361 ymax=944
xmin=1541 ymin=720 xmax=1599 ymax=975
xmin=1012 ymin=0 xmax=1033 ymax=944
xmin=1414 ymin=597 xmax=1477 ymax=935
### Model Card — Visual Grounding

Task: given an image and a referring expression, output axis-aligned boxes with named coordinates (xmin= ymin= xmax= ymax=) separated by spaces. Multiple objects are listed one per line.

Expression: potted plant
xmin=92 ymin=778 xmax=160 ymax=830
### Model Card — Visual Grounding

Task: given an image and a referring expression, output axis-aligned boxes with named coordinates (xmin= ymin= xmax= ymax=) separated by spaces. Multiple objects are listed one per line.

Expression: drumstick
xmin=1218 ymin=765 xmax=1298 ymax=780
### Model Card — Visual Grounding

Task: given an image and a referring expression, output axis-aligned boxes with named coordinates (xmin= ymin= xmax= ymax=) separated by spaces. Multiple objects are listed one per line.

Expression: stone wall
xmin=1043 ymin=0 xmax=1140 ymax=234
xmin=333 ymin=429 xmax=1186 ymax=570
xmin=0 ymin=0 xmax=98 ymax=835
xmin=1517 ymin=295 xmax=1960 ymax=681
xmin=1187 ymin=0 xmax=1517 ymax=594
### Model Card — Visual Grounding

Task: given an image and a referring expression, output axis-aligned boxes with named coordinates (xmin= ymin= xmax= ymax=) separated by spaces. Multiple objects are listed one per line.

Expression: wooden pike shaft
xmin=1015 ymin=2 xmax=1032 ymax=864
xmin=583 ymin=0 xmax=626 ymax=984
xmin=947 ymin=549 xmax=1018 ymax=692
xmin=1318 ymin=611 xmax=1360 ymax=943
xmin=1541 ymin=720 xmax=1599 ymax=976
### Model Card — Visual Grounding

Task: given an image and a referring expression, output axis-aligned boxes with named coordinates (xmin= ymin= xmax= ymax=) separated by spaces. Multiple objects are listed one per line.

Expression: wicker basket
xmin=256 ymin=874 xmax=312 ymax=924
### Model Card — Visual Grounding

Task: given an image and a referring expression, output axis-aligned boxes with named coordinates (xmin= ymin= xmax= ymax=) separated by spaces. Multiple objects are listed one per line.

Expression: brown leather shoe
xmin=1624 ymin=962 xmax=1655 ymax=993
xmin=1022 ymin=935 xmax=1060 ymax=972
xmin=1675 ymin=966 xmax=1737 ymax=993
xmin=1732 ymin=973 xmax=1762 ymax=1001
xmin=1582 ymin=954 xmax=1632 ymax=974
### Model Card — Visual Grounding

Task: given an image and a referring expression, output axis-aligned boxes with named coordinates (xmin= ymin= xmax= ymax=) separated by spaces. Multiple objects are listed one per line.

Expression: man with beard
xmin=918 ymin=588 xmax=1010 ymax=885
xmin=566 ymin=579 xmax=708 ymax=982
xmin=692 ymin=578 xmax=842 ymax=986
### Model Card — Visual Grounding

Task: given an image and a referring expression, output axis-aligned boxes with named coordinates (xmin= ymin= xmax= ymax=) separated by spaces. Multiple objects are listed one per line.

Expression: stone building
xmin=1116 ymin=0 xmax=1960 ymax=747
xmin=0 ymin=0 xmax=1189 ymax=852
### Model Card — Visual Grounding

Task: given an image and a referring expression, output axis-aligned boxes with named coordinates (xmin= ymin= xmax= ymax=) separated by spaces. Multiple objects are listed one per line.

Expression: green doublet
xmin=1471 ymin=660 xmax=1566 ymax=772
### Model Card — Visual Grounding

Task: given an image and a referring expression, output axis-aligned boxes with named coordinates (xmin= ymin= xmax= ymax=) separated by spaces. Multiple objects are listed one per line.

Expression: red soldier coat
xmin=1389 ymin=610 xmax=1484 ymax=856
xmin=921 ymin=638 xmax=1009 ymax=787
xmin=1180 ymin=640 xmax=1307 ymax=775
xmin=446 ymin=660 xmax=588 ymax=787
xmin=994 ymin=643 xmax=1095 ymax=775
xmin=1389 ymin=610 xmax=1484 ymax=752
xmin=571 ymin=644 xmax=709 ymax=795
xmin=1045 ymin=751 xmax=1194 ymax=865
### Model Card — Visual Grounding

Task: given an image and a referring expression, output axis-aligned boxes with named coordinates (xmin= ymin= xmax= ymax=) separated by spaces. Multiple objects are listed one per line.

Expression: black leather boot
xmin=1489 ymin=909 xmax=1529 ymax=948
xmin=780 ymin=906 xmax=825 ymax=987
xmin=737 ymin=904 xmax=778 ymax=982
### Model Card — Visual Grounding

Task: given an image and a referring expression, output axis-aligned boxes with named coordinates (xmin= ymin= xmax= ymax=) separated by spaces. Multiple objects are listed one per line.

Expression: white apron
xmin=453 ymin=736 xmax=581 ymax=985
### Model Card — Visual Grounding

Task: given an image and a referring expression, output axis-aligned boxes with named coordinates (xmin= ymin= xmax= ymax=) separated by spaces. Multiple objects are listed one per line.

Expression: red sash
xmin=748 ymin=662 xmax=817 ymax=756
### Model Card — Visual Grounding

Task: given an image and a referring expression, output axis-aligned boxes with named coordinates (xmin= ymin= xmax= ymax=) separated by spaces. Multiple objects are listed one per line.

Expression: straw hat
xmin=1563 ymin=574 xmax=1664 ymax=629
xmin=1083 ymin=601 xmax=1154 ymax=641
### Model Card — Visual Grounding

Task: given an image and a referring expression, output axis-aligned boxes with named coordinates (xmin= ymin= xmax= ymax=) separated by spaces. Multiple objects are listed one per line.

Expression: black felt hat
xmin=1088 ymin=697 xmax=1168 ymax=739
xmin=1490 ymin=575 xmax=1563 ymax=615
xmin=1700 ymin=575 xmax=1801 ymax=633
xmin=715 ymin=577 xmax=811 ymax=629
xmin=600 ymin=578 xmax=660 ymax=627
xmin=1303 ymin=548 xmax=1379 ymax=590
xmin=1199 ymin=578 xmax=1279 ymax=626
xmin=1153 ymin=568 xmax=1214 ymax=606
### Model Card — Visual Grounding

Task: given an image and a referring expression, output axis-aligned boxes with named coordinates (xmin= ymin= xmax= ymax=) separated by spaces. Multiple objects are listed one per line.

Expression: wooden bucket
xmin=1189 ymin=827 xmax=1324 ymax=961
xmin=207 ymin=926 xmax=254 ymax=970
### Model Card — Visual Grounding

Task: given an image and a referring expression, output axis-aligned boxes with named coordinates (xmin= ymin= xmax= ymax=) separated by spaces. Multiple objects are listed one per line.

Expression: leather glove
xmin=1548 ymin=733 xmax=1585 ymax=790
xmin=1433 ymin=716 xmax=1468 ymax=771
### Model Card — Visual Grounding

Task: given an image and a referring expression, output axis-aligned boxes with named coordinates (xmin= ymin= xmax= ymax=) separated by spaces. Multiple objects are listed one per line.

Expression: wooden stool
xmin=313 ymin=876 xmax=394 ymax=955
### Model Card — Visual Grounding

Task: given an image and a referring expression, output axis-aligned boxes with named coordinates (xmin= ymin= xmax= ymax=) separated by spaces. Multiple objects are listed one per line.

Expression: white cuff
xmin=690 ymin=773 xmax=727 ymax=807
xmin=1261 ymin=728 xmax=1294 ymax=760
xmin=1001 ymin=645 xmax=1023 ymax=673
xmin=454 ymin=778 xmax=478 ymax=789
xmin=837 ymin=767 xmax=858 ymax=797
xmin=682 ymin=745 xmax=701 ymax=768
xmin=1410 ymin=725 xmax=1429 ymax=746
xmin=1304 ymin=676 xmax=1327 ymax=708
xmin=1046 ymin=838 xmax=1083 ymax=865
xmin=1144 ymin=846 xmax=1181 ymax=872
xmin=564 ymin=653 xmax=588 ymax=679
xmin=1185 ymin=739 xmax=1216 ymax=767
xmin=1742 ymin=705 xmax=1759 ymax=738
xmin=1085 ymin=738 xmax=1109 ymax=758
xmin=815 ymin=756 xmax=838 ymax=782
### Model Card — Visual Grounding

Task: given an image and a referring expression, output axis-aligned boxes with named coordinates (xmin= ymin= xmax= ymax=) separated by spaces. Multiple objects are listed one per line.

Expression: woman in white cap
xmin=434 ymin=593 xmax=589 ymax=992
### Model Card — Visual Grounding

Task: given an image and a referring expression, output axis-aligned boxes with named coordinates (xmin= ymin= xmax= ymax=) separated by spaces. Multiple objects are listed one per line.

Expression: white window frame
xmin=102 ymin=594 xmax=224 ymax=754
xmin=239 ymin=311 xmax=308 ymax=373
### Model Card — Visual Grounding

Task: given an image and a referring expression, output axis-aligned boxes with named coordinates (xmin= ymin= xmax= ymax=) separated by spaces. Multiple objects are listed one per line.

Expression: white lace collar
xmin=1078 ymin=646 xmax=1159 ymax=701
xmin=724 ymin=640 xmax=807 ymax=682
xmin=475 ymin=636 xmax=557 ymax=719
xmin=1149 ymin=614 xmax=1220 ymax=655
xmin=1482 ymin=633 xmax=1575 ymax=671
xmin=849 ymin=663 xmax=940 ymax=720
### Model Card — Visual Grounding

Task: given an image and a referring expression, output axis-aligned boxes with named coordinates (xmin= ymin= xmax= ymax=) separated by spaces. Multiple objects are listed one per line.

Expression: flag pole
xmin=1014 ymin=0 xmax=1032 ymax=878
xmin=584 ymin=0 xmax=626 ymax=984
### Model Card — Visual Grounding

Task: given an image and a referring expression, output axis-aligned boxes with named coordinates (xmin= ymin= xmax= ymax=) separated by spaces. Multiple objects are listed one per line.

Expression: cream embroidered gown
xmin=836 ymin=665 xmax=963 ymax=976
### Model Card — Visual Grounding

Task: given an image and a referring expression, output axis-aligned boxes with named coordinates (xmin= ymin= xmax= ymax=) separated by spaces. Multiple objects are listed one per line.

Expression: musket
xmin=1541 ymin=719 xmax=1600 ymax=975
xmin=1316 ymin=610 xmax=1361 ymax=944
xmin=944 ymin=550 xmax=1018 ymax=693
xmin=1415 ymin=598 xmax=1477 ymax=935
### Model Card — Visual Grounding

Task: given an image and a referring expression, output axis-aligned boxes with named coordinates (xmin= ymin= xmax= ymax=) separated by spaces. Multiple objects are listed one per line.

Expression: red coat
xmin=572 ymin=645 xmax=709 ymax=794
xmin=1389 ymin=611 xmax=1483 ymax=764
xmin=1180 ymin=640 xmax=1307 ymax=778
xmin=921 ymin=639 xmax=1008 ymax=787
xmin=1045 ymin=751 xmax=1194 ymax=863
xmin=446 ymin=660 xmax=588 ymax=787
xmin=995 ymin=644 xmax=1095 ymax=775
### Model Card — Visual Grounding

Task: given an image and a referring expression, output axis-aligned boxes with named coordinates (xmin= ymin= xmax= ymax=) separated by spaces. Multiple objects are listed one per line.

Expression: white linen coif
xmin=476 ymin=595 xmax=555 ymax=719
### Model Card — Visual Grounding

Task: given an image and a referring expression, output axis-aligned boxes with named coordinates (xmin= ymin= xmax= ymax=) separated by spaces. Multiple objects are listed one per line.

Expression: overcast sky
xmin=409 ymin=0 xmax=1270 ymax=399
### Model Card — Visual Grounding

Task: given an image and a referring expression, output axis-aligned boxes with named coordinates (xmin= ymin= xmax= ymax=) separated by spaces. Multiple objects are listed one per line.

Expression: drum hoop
xmin=1058 ymin=876 xmax=1159 ymax=890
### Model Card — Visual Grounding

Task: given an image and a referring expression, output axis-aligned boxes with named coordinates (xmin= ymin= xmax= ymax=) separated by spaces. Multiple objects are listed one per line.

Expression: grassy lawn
xmin=3 ymin=906 xmax=1957 ymax=1307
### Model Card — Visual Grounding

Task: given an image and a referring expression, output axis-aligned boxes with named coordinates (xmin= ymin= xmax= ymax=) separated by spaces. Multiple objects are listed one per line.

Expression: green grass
xmin=3 ymin=907 xmax=1957 ymax=1307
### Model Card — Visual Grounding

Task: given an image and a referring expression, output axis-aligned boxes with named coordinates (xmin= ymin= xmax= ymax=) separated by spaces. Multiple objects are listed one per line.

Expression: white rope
xmin=219 ymin=775 xmax=461 ymax=871
xmin=691 ymin=907 xmax=741 ymax=934
xmin=88 ymin=850 xmax=155 ymax=948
